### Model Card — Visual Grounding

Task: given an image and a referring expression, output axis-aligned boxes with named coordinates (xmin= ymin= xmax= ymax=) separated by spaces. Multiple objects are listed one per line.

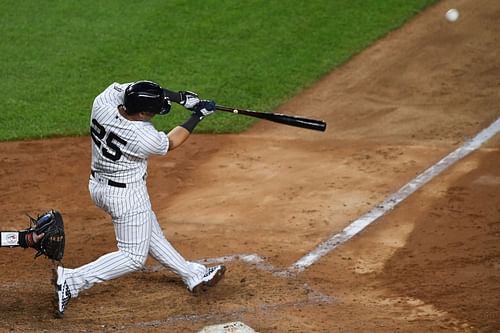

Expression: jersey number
xmin=90 ymin=119 xmax=127 ymax=161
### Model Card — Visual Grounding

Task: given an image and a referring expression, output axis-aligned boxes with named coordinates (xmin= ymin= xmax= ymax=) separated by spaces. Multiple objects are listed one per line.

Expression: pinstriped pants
xmin=64 ymin=179 xmax=206 ymax=297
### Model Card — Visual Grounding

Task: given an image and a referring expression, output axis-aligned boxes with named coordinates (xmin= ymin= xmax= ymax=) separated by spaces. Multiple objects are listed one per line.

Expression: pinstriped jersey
xmin=90 ymin=82 xmax=169 ymax=184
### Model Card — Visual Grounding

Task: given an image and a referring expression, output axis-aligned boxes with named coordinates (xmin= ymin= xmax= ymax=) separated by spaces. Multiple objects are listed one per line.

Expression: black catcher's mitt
xmin=22 ymin=210 xmax=65 ymax=261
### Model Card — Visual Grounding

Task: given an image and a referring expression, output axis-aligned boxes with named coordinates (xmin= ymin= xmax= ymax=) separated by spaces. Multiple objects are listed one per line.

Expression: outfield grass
xmin=0 ymin=0 xmax=437 ymax=140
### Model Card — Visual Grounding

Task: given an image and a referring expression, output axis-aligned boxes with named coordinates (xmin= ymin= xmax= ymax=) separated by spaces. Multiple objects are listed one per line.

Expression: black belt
xmin=91 ymin=170 xmax=126 ymax=188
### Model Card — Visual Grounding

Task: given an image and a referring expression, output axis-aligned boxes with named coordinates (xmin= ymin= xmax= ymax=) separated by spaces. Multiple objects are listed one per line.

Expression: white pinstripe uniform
xmin=63 ymin=83 xmax=208 ymax=297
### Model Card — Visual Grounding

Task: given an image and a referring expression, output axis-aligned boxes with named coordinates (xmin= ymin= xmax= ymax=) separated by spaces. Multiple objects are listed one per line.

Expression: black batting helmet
xmin=123 ymin=81 xmax=171 ymax=115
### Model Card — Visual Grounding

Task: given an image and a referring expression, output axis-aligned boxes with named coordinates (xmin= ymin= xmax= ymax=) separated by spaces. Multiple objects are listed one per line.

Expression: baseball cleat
xmin=53 ymin=266 xmax=71 ymax=318
xmin=190 ymin=265 xmax=226 ymax=293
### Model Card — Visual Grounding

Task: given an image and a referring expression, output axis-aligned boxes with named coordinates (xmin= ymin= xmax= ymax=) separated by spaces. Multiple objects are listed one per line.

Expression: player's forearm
xmin=0 ymin=231 xmax=32 ymax=248
xmin=163 ymin=88 xmax=200 ymax=108
xmin=167 ymin=126 xmax=191 ymax=151
xmin=162 ymin=88 xmax=183 ymax=104
xmin=167 ymin=113 xmax=205 ymax=150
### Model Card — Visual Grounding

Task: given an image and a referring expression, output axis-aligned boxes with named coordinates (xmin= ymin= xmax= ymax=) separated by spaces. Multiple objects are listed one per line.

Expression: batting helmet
xmin=123 ymin=81 xmax=171 ymax=115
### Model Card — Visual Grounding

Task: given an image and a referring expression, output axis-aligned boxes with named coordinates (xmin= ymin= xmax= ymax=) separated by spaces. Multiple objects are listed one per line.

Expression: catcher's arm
xmin=0 ymin=230 xmax=43 ymax=247
xmin=0 ymin=210 xmax=65 ymax=261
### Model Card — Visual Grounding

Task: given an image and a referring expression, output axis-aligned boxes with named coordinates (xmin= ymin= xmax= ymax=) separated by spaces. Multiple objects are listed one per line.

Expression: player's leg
xmin=148 ymin=211 xmax=207 ymax=290
xmin=62 ymin=184 xmax=152 ymax=297
xmin=63 ymin=213 xmax=151 ymax=297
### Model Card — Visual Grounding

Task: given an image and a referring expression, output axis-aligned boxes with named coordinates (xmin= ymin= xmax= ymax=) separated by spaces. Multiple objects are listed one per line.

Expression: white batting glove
xmin=179 ymin=91 xmax=200 ymax=110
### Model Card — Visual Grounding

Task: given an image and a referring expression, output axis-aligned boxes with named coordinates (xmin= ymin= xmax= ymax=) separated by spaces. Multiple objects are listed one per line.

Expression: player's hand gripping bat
xmin=215 ymin=105 xmax=327 ymax=132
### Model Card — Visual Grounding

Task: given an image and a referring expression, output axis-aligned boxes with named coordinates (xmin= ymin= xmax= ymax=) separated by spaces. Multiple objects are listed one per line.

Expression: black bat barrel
xmin=216 ymin=105 xmax=327 ymax=132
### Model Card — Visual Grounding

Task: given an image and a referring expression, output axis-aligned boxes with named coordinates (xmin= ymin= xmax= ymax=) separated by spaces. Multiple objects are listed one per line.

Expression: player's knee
xmin=124 ymin=252 xmax=147 ymax=271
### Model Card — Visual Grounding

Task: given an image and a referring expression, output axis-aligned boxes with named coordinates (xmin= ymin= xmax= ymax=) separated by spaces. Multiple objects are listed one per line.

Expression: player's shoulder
xmin=136 ymin=122 xmax=169 ymax=155
xmin=103 ymin=82 xmax=132 ymax=95
xmin=137 ymin=119 xmax=160 ymax=133
xmin=135 ymin=121 xmax=166 ymax=141
xmin=93 ymin=82 xmax=132 ymax=109
xmin=110 ymin=82 xmax=132 ymax=92
xmin=95 ymin=82 xmax=131 ymax=96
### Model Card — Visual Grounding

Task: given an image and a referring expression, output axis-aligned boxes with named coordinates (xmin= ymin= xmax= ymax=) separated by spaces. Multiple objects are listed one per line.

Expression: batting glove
xmin=179 ymin=91 xmax=200 ymax=110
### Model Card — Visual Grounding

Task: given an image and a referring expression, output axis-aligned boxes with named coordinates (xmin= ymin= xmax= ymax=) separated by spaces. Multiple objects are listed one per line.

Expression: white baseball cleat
xmin=190 ymin=265 xmax=226 ymax=293
xmin=53 ymin=266 xmax=71 ymax=318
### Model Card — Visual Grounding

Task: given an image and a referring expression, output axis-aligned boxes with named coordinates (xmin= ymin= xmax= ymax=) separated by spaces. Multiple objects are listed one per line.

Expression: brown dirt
xmin=1 ymin=0 xmax=499 ymax=332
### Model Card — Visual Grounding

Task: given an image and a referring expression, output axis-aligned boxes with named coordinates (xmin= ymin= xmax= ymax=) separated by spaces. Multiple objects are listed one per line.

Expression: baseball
xmin=445 ymin=8 xmax=459 ymax=22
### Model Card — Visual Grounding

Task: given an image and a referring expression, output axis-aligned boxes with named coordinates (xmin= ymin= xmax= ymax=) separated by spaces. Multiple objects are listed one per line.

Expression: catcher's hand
xmin=23 ymin=210 xmax=65 ymax=261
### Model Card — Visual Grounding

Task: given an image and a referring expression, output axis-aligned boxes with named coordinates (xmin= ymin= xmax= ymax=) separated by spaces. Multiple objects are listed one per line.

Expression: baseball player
xmin=53 ymin=81 xmax=225 ymax=317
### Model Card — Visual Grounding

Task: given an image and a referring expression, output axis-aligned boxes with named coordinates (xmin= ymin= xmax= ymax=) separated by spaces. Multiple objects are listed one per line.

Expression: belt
xmin=91 ymin=170 xmax=127 ymax=188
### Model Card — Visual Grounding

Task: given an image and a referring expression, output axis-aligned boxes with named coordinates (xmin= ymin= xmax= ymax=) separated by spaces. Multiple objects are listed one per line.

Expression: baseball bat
xmin=215 ymin=105 xmax=327 ymax=132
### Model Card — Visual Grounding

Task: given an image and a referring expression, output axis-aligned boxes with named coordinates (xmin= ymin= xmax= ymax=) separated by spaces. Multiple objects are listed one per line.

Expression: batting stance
xmin=54 ymin=81 xmax=225 ymax=317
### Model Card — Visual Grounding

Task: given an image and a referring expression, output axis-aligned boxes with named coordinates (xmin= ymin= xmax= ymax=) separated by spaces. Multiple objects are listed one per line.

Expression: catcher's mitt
xmin=22 ymin=210 xmax=65 ymax=261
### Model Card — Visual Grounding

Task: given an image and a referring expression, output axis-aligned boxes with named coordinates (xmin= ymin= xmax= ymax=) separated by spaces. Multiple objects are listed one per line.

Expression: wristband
xmin=180 ymin=114 xmax=202 ymax=133
xmin=19 ymin=231 xmax=30 ymax=248
xmin=0 ymin=232 xmax=20 ymax=247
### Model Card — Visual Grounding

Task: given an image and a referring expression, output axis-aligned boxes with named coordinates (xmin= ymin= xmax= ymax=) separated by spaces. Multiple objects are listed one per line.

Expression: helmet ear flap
xmin=159 ymin=95 xmax=172 ymax=115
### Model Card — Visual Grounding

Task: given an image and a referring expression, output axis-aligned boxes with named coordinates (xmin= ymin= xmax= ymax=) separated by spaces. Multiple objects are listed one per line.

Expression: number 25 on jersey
xmin=90 ymin=119 xmax=128 ymax=161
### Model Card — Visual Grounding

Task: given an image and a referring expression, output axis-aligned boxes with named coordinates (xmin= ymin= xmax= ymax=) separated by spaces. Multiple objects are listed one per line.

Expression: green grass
xmin=0 ymin=0 xmax=437 ymax=140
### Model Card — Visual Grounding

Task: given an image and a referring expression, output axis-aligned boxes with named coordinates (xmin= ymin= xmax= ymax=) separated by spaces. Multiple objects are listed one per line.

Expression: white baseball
xmin=445 ymin=8 xmax=459 ymax=22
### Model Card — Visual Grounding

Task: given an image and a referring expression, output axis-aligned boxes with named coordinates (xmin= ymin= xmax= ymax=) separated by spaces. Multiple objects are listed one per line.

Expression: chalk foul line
xmin=146 ymin=118 xmax=500 ymax=277
xmin=288 ymin=117 xmax=500 ymax=273
xmin=134 ymin=118 xmax=499 ymax=329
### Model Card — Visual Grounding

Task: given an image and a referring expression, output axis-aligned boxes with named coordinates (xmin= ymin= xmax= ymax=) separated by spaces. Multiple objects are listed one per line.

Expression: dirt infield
xmin=1 ymin=0 xmax=499 ymax=332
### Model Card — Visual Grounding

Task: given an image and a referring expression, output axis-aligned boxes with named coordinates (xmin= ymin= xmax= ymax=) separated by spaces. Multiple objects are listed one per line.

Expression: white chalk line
xmin=137 ymin=117 xmax=499 ymax=329
xmin=143 ymin=253 xmax=275 ymax=274
xmin=146 ymin=117 xmax=500 ymax=276
xmin=289 ymin=117 xmax=500 ymax=273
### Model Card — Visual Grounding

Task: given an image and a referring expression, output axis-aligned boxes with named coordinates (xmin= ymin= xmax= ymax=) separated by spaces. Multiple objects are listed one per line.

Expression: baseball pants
xmin=63 ymin=178 xmax=206 ymax=297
